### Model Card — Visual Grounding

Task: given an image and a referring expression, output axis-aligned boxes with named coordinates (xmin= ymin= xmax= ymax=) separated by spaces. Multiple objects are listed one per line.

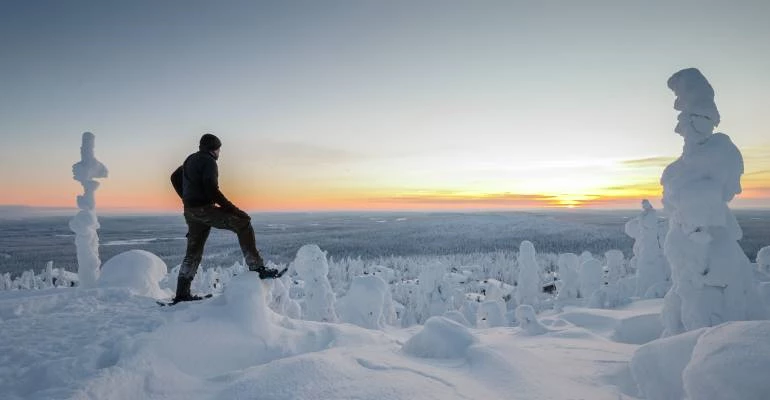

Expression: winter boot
xmin=173 ymin=276 xmax=204 ymax=302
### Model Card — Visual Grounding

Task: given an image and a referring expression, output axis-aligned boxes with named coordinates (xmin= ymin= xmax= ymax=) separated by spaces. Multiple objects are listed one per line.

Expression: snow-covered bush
xmin=515 ymin=305 xmax=547 ymax=335
xmin=660 ymin=68 xmax=764 ymax=334
xmin=402 ymin=316 xmax=477 ymax=358
xmin=477 ymin=300 xmax=506 ymax=328
xmin=515 ymin=241 xmax=541 ymax=308
xmin=99 ymin=250 xmax=169 ymax=299
xmin=292 ymin=244 xmax=338 ymax=323
xmin=626 ymin=200 xmax=669 ymax=297
xmin=268 ymin=277 xmax=301 ymax=319
xmin=336 ymin=275 xmax=395 ymax=329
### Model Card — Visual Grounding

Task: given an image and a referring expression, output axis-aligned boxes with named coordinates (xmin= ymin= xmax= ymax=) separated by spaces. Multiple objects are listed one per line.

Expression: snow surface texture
xmin=660 ymin=68 xmax=764 ymax=334
xmin=69 ymin=132 xmax=108 ymax=288
xmin=9 ymin=253 xmax=770 ymax=400
xmin=516 ymin=240 xmax=541 ymax=308
xmin=626 ymin=200 xmax=670 ymax=298
xmin=631 ymin=321 xmax=770 ymax=400
xmin=98 ymin=250 xmax=170 ymax=299
xmin=292 ymin=244 xmax=338 ymax=322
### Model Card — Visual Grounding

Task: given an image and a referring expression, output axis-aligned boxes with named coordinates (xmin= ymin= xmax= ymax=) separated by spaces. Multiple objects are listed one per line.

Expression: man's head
xmin=199 ymin=133 xmax=222 ymax=157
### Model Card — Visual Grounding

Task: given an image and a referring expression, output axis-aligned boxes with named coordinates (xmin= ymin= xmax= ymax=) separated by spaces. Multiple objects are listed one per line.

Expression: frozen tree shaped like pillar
xmin=69 ymin=132 xmax=108 ymax=288
xmin=660 ymin=68 xmax=763 ymax=335
xmin=625 ymin=199 xmax=670 ymax=298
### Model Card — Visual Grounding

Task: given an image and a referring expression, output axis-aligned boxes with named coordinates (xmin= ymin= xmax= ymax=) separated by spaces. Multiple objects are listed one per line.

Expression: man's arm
xmin=170 ymin=166 xmax=184 ymax=199
xmin=200 ymin=159 xmax=239 ymax=211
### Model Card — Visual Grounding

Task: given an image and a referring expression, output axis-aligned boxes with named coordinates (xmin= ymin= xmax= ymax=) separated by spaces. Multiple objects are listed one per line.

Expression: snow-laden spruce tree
xmin=515 ymin=241 xmax=541 ymax=308
xmin=69 ymin=132 xmax=108 ymax=288
xmin=626 ymin=200 xmax=670 ymax=298
xmin=292 ymin=244 xmax=338 ymax=322
xmin=555 ymin=253 xmax=580 ymax=301
xmin=660 ymin=68 xmax=764 ymax=335
xmin=588 ymin=250 xmax=631 ymax=309
xmin=336 ymin=274 xmax=396 ymax=329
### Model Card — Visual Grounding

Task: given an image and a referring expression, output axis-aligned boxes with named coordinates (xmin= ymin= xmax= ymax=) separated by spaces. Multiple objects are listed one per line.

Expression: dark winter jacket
xmin=171 ymin=151 xmax=236 ymax=209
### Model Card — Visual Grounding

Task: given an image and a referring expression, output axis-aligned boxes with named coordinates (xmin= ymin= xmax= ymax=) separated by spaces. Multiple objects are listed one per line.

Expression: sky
xmin=1 ymin=0 xmax=769 ymax=212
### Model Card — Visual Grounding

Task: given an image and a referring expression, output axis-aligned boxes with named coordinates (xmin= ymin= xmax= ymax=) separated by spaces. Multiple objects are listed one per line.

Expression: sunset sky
xmin=1 ymin=1 xmax=769 ymax=212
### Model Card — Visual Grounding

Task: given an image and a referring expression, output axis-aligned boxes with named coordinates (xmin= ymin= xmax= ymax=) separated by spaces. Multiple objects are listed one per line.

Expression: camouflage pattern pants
xmin=179 ymin=205 xmax=264 ymax=280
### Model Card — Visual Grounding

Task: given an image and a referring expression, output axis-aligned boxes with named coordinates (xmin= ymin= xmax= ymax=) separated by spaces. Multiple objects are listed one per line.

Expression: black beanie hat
xmin=199 ymin=133 xmax=222 ymax=151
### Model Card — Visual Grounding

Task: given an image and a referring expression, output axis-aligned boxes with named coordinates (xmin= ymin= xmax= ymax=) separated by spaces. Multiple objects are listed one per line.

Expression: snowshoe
xmin=157 ymin=293 xmax=213 ymax=307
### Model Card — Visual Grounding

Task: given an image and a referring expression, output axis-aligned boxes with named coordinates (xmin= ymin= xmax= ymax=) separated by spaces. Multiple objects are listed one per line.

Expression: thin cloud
xmin=621 ymin=156 xmax=677 ymax=168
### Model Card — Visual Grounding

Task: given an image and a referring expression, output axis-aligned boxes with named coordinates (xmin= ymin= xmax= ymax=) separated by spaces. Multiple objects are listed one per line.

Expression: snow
xmin=660 ymin=68 xmax=763 ymax=334
xmin=336 ymin=275 xmax=395 ymax=329
xmin=99 ymin=250 xmax=170 ymax=299
xmin=292 ymin=244 xmax=338 ymax=323
xmin=402 ymin=316 xmax=478 ymax=358
xmin=515 ymin=240 xmax=541 ymax=308
xmin=69 ymin=132 xmax=108 ymax=288
xmin=758 ymin=245 xmax=770 ymax=274
xmin=683 ymin=321 xmax=770 ymax=400
xmin=625 ymin=200 xmax=670 ymax=298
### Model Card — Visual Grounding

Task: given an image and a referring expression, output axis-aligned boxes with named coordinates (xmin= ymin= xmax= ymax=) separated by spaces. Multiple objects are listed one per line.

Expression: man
xmin=171 ymin=133 xmax=281 ymax=302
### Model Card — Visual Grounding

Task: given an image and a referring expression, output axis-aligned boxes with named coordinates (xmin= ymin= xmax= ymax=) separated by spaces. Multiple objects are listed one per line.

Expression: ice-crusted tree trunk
xmin=660 ymin=68 xmax=764 ymax=335
xmin=515 ymin=241 xmax=541 ymax=308
xmin=293 ymin=244 xmax=338 ymax=322
xmin=69 ymin=132 xmax=108 ymax=288
xmin=626 ymin=200 xmax=670 ymax=298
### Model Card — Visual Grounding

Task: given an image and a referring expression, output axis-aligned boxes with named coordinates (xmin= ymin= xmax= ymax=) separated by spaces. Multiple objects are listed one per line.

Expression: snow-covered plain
xmin=3 ymin=250 xmax=769 ymax=400
xmin=1 ymin=266 xmax=660 ymax=400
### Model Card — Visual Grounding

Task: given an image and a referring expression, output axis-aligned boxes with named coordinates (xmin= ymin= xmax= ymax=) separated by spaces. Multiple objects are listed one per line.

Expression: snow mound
xmin=630 ymin=327 xmax=707 ymax=400
xmin=402 ymin=316 xmax=478 ymax=358
xmin=683 ymin=321 xmax=770 ymax=400
xmin=443 ymin=310 xmax=471 ymax=327
xmin=223 ymin=271 xmax=276 ymax=338
xmin=559 ymin=299 xmax=663 ymax=344
xmin=98 ymin=249 xmax=169 ymax=299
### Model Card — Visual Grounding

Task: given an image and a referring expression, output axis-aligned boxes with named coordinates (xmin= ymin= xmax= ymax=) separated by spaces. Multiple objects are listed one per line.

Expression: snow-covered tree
xmin=555 ymin=253 xmax=580 ymax=301
xmin=515 ymin=241 xmax=541 ymax=308
xmin=757 ymin=246 xmax=770 ymax=275
xmin=416 ymin=262 xmax=449 ymax=323
xmin=69 ymin=132 xmax=108 ymax=288
xmin=579 ymin=259 xmax=602 ymax=303
xmin=626 ymin=200 xmax=670 ymax=297
xmin=293 ymin=244 xmax=338 ymax=322
xmin=660 ymin=68 xmax=764 ymax=335
xmin=604 ymin=250 xmax=626 ymax=285
xmin=336 ymin=275 xmax=395 ymax=329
